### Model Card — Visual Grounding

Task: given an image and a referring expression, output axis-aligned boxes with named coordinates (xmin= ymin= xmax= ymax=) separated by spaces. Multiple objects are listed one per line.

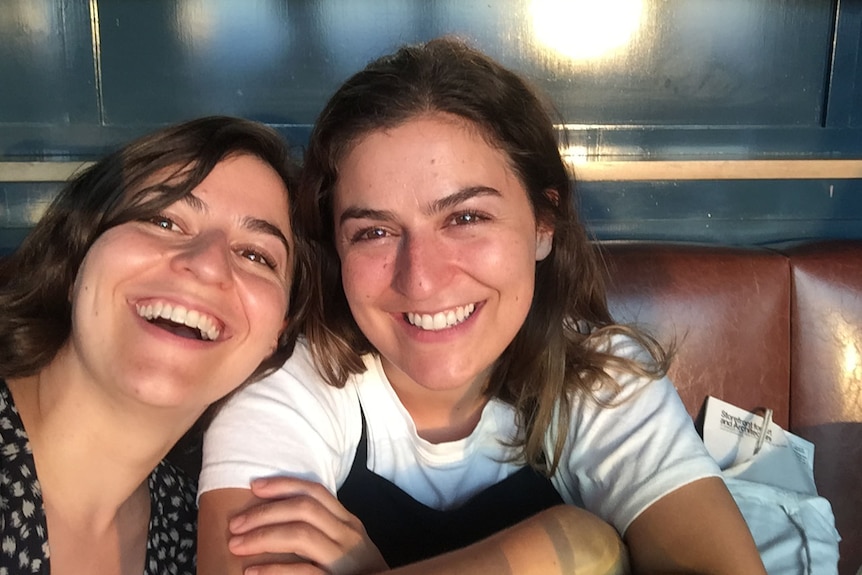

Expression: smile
xmin=136 ymin=301 xmax=222 ymax=341
xmin=405 ymin=303 xmax=476 ymax=331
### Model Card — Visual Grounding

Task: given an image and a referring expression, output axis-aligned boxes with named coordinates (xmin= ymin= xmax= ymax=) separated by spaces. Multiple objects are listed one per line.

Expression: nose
xmin=170 ymin=231 xmax=233 ymax=287
xmin=391 ymin=232 xmax=452 ymax=299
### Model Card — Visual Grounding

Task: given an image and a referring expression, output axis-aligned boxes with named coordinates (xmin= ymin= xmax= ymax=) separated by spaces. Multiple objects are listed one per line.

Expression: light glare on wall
xmin=835 ymin=321 xmax=862 ymax=422
xmin=843 ymin=341 xmax=860 ymax=381
xmin=0 ymin=2 xmax=51 ymax=38
xmin=561 ymin=145 xmax=589 ymax=165
xmin=176 ymin=0 xmax=216 ymax=43
xmin=530 ymin=0 xmax=644 ymax=61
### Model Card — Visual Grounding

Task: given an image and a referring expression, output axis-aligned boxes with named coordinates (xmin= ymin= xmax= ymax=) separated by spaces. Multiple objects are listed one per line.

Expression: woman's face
xmin=69 ymin=153 xmax=294 ymax=412
xmin=333 ymin=113 xmax=553 ymax=399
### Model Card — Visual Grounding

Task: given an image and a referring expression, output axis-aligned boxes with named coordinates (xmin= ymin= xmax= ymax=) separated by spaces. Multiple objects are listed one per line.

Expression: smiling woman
xmin=197 ymin=38 xmax=767 ymax=575
xmin=0 ymin=116 xmax=307 ymax=574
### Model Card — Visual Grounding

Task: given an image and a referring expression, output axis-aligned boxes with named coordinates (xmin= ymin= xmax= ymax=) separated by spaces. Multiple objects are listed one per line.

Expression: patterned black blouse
xmin=0 ymin=380 xmax=197 ymax=574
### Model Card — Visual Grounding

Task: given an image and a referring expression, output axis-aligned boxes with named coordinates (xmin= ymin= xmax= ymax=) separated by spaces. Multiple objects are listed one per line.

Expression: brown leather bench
xmin=602 ymin=240 xmax=862 ymax=575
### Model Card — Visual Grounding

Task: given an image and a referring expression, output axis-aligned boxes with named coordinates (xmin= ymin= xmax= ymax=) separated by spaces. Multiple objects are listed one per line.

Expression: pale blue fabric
xmin=726 ymin=477 xmax=840 ymax=575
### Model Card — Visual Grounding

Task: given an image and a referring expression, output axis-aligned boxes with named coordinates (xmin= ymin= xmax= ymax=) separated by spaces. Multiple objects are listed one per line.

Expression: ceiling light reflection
xmin=560 ymin=145 xmax=589 ymax=165
xmin=530 ymin=0 xmax=644 ymax=62
xmin=174 ymin=0 xmax=288 ymax=67
xmin=175 ymin=0 xmax=216 ymax=45
xmin=0 ymin=1 xmax=51 ymax=36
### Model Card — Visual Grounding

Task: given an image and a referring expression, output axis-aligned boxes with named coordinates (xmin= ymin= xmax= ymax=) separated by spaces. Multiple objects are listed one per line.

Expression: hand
xmin=227 ymin=476 xmax=388 ymax=575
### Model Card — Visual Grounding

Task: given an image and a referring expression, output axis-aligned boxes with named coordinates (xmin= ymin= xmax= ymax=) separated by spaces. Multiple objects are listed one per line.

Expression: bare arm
xmin=199 ymin=478 xmax=628 ymax=575
xmin=385 ymin=504 xmax=628 ymax=575
xmin=197 ymin=487 xmax=293 ymax=575
xmin=623 ymin=477 xmax=766 ymax=574
xmin=197 ymin=480 xmax=387 ymax=575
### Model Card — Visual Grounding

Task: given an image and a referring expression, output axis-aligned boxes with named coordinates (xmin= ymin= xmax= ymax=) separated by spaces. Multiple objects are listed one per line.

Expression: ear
xmin=535 ymin=188 xmax=558 ymax=261
xmin=535 ymin=225 xmax=554 ymax=261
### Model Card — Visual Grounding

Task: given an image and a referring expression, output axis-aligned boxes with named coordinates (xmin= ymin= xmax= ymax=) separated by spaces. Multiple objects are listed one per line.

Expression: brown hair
xmin=0 ymin=116 xmax=309 ymax=385
xmin=298 ymin=38 xmax=669 ymax=474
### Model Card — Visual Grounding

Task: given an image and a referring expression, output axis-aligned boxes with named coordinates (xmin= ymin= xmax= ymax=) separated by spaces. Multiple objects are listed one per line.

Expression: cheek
xmin=471 ymin=234 xmax=535 ymax=276
xmin=70 ymin=244 xmax=110 ymax=316
xmin=243 ymin=280 xmax=290 ymax=341
xmin=340 ymin=253 xmax=391 ymax=303
xmin=70 ymin=264 xmax=88 ymax=304
xmin=489 ymin=240 xmax=539 ymax=304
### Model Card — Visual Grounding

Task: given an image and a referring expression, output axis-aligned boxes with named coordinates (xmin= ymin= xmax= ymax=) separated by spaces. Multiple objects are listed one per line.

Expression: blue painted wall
xmin=1 ymin=0 xmax=861 ymax=250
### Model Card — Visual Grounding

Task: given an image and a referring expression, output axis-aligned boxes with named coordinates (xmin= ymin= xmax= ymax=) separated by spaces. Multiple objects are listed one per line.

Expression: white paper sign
xmin=702 ymin=396 xmax=817 ymax=495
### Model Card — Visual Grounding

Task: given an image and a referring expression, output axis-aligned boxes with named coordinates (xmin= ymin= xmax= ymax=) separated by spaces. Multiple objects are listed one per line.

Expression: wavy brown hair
xmin=298 ymin=38 xmax=670 ymax=474
xmin=0 ymin=116 xmax=310 ymax=386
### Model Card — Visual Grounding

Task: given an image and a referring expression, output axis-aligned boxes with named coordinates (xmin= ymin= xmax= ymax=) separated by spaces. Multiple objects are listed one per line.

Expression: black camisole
xmin=336 ymin=405 xmax=564 ymax=567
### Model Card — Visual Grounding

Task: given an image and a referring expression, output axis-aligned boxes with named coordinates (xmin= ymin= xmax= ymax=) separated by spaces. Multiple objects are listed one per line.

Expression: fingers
xmin=227 ymin=476 xmax=388 ymax=575
xmin=245 ymin=476 xmax=357 ymax=526
xmin=229 ymin=515 xmax=339 ymax=557
xmin=230 ymin=478 xmax=361 ymax=538
xmin=243 ymin=562 xmax=326 ymax=575
xmin=230 ymin=517 xmax=386 ymax=575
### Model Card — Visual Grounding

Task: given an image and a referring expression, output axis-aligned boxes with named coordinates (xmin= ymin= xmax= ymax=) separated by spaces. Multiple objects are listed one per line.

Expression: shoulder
xmin=555 ymin=334 xmax=720 ymax=533
xmin=200 ymin=340 xmax=367 ymax=493
xmin=574 ymin=331 xmax=668 ymax=404
xmin=214 ymin=339 xmax=363 ymax=426
xmin=567 ymin=333 xmax=691 ymax=432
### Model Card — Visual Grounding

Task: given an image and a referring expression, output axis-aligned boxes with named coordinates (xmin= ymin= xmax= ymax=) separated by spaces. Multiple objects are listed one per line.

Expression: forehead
xmin=133 ymin=153 xmax=289 ymax=206
xmin=344 ymin=112 xmax=502 ymax=157
xmin=334 ymin=113 xmax=518 ymax=196
xmin=204 ymin=153 xmax=293 ymax=226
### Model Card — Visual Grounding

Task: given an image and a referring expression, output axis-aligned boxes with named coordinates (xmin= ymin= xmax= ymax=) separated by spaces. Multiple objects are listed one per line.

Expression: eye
xmin=147 ymin=214 xmax=181 ymax=232
xmin=350 ymin=227 xmax=390 ymax=243
xmin=449 ymin=211 xmax=487 ymax=226
xmin=237 ymin=247 xmax=277 ymax=270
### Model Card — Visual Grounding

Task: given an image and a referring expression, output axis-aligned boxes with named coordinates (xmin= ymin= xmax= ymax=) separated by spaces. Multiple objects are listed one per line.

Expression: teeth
xmin=135 ymin=302 xmax=221 ymax=341
xmin=407 ymin=303 xmax=475 ymax=331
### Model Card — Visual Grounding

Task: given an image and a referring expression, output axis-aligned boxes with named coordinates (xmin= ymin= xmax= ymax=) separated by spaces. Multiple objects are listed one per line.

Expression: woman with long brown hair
xmin=0 ymin=116 xmax=306 ymax=574
xmin=198 ymin=40 xmax=765 ymax=575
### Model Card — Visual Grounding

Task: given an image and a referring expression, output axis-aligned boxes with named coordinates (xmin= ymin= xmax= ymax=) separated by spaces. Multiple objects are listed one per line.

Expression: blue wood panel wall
xmin=0 ymin=0 xmax=860 ymax=252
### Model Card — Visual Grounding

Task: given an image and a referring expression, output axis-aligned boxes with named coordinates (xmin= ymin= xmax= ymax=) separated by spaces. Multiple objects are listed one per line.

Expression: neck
xmin=7 ymin=351 xmax=199 ymax=531
xmin=383 ymin=363 xmax=491 ymax=443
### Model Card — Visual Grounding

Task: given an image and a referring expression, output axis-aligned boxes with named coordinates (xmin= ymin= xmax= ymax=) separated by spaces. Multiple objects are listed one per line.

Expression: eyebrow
xmin=243 ymin=217 xmax=291 ymax=253
xmin=182 ymin=193 xmax=291 ymax=253
xmin=431 ymin=186 xmax=501 ymax=212
xmin=338 ymin=185 xmax=502 ymax=225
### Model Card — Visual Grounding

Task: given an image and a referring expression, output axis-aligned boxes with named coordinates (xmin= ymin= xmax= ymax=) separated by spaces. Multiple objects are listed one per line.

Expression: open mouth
xmin=405 ymin=303 xmax=476 ymax=331
xmin=136 ymin=302 xmax=222 ymax=341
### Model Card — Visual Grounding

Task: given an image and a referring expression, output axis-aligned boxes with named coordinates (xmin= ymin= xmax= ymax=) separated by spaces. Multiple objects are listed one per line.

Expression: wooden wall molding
xmin=2 ymin=159 xmax=862 ymax=183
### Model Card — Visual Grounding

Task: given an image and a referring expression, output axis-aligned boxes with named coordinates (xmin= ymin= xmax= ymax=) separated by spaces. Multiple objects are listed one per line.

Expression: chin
xmin=407 ymin=369 xmax=485 ymax=393
xmin=125 ymin=378 xmax=207 ymax=411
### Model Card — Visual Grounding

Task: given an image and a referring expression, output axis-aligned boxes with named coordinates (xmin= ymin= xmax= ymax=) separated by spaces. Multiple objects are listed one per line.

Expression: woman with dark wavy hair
xmin=0 ymin=116 xmax=306 ymax=574
xmin=199 ymin=40 xmax=765 ymax=574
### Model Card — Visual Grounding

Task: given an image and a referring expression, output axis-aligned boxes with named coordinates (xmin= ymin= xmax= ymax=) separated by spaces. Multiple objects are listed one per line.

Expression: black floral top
xmin=0 ymin=380 xmax=197 ymax=574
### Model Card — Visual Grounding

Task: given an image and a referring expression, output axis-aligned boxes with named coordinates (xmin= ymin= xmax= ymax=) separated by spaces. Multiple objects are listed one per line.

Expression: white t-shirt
xmin=200 ymin=336 xmax=720 ymax=534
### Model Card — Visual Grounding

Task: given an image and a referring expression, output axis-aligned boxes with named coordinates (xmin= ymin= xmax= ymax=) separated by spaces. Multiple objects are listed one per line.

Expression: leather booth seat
xmin=602 ymin=240 xmax=862 ymax=575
